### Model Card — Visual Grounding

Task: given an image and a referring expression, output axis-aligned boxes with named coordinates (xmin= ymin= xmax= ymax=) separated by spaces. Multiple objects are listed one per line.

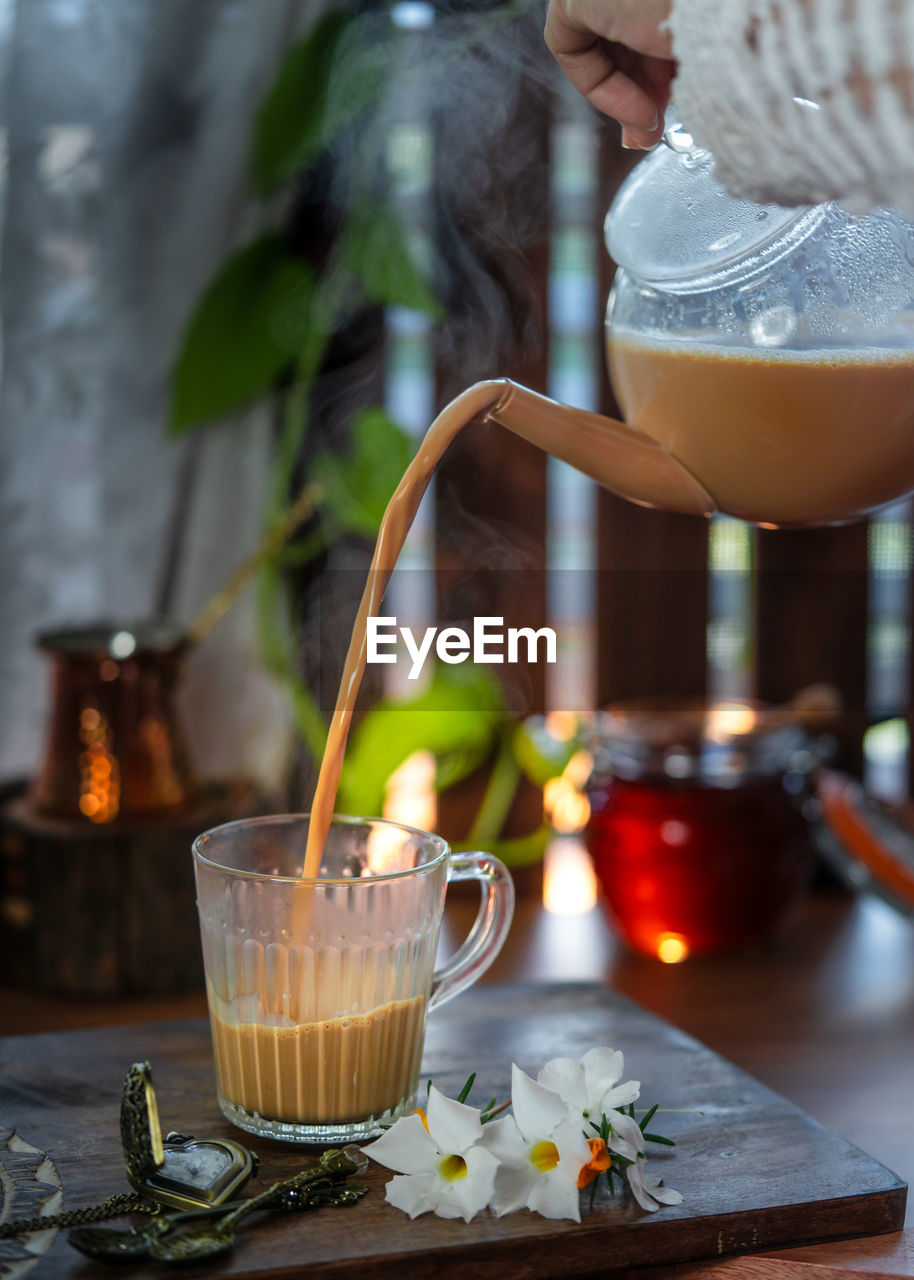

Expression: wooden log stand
xmin=0 ymin=779 xmax=265 ymax=997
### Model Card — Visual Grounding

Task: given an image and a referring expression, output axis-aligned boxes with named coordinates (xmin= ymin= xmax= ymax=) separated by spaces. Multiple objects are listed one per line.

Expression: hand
xmin=543 ymin=0 xmax=674 ymax=148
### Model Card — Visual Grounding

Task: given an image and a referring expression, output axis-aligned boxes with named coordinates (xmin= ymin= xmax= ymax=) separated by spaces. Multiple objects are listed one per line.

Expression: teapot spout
xmin=486 ymin=380 xmax=714 ymax=519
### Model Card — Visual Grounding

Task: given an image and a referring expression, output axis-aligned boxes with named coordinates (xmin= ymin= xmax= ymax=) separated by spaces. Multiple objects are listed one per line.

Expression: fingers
xmin=546 ymin=35 xmax=666 ymax=146
xmin=621 ymin=120 xmax=664 ymax=150
xmin=590 ymin=60 xmax=665 ymax=146
xmin=622 ymin=54 xmax=674 ymax=147
xmin=544 ymin=0 xmax=672 ymax=147
xmin=545 ymin=0 xmax=673 ymax=61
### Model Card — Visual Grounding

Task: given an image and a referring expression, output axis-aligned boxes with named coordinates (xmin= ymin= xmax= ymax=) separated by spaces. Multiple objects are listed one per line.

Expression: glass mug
xmin=192 ymin=814 xmax=514 ymax=1143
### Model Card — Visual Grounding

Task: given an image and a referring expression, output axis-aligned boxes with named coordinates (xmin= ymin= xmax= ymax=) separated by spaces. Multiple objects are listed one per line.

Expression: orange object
xmin=577 ymin=1138 xmax=611 ymax=1189
xmin=816 ymin=770 xmax=914 ymax=912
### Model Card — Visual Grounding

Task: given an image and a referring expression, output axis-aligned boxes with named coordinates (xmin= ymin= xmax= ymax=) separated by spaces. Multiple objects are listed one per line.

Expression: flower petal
xmin=625 ymin=1158 xmax=685 ymax=1212
xmin=578 ymin=1138 xmax=611 ymax=1188
xmin=625 ymin=1160 xmax=660 ymax=1212
xmin=362 ymin=1113 xmax=440 ymax=1174
xmin=479 ymin=1114 xmax=529 ymax=1164
xmin=466 ymin=1145 xmax=501 ymax=1189
xmin=489 ymin=1163 xmax=537 ymax=1217
xmin=600 ymin=1079 xmax=641 ymax=1111
xmin=511 ymin=1064 xmax=569 ymax=1141
xmin=643 ymin=1170 xmax=684 ymax=1206
xmin=552 ymin=1118 xmax=594 ymax=1175
xmin=536 ymin=1057 xmax=586 ymax=1113
xmin=434 ymin=1147 xmax=500 ymax=1222
xmin=582 ymin=1047 xmax=624 ymax=1094
xmin=385 ymin=1172 xmax=438 ymax=1218
xmin=425 ymin=1084 xmax=483 ymax=1155
xmin=607 ymin=1110 xmax=645 ymax=1160
xmin=526 ymin=1170 xmax=582 ymax=1222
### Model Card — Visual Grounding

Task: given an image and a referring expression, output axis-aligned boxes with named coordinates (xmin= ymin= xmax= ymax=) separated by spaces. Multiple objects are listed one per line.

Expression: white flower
xmin=605 ymin=1108 xmax=644 ymax=1162
xmin=360 ymin=1085 xmax=498 ymax=1223
xmin=537 ymin=1047 xmax=640 ymax=1121
xmin=482 ymin=1064 xmax=592 ymax=1222
xmin=602 ymin=1108 xmax=683 ymax=1214
xmin=625 ymin=1159 xmax=684 ymax=1213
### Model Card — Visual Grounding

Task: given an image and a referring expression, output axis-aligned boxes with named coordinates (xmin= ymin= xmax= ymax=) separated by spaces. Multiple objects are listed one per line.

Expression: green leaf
xmin=340 ymin=202 xmax=443 ymax=317
xmin=171 ymin=234 xmax=317 ymax=432
xmin=433 ymin=742 xmax=492 ymax=795
xmin=251 ymin=11 xmax=354 ymax=198
xmin=337 ymin=665 xmax=505 ymax=817
xmin=313 ymin=406 xmax=415 ymax=539
xmin=638 ymin=1104 xmax=659 ymax=1132
xmin=457 ymin=1073 xmax=476 ymax=1104
xmin=512 ymin=716 xmax=577 ymax=787
xmin=485 ymin=824 xmax=552 ymax=869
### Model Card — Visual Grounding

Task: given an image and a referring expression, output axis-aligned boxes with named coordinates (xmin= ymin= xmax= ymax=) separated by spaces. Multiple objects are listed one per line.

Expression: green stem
xmin=255 ymin=331 xmax=336 ymax=769
xmin=268 ymin=321 xmax=328 ymax=519
xmin=464 ymin=729 xmax=520 ymax=848
xmin=278 ymin=526 xmax=333 ymax=567
xmin=255 ymin=566 xmax=328 ymax=765
xmin=283 ymin=672 xmax=330 ymax=761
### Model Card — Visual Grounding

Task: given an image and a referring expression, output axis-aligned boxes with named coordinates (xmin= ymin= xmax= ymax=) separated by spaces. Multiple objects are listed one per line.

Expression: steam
xmin=323 ymin=0 xmax=559 ymax=376
xmin=285 ymin=0 xmax=565 ymax=789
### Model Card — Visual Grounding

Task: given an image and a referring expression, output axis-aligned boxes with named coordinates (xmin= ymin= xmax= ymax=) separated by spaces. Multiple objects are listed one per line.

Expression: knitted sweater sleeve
xmin=668 ymin=0 xmax=914 ymax=214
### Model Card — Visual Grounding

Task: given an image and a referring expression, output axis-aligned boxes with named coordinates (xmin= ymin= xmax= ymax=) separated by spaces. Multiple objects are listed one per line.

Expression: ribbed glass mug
xmin=193 ymin=814 xmax=514 ymax=1143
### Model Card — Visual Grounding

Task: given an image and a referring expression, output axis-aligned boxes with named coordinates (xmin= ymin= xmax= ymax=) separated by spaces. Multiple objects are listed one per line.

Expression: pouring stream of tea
xmin=301 ymin=378 xmax=713 ymax=879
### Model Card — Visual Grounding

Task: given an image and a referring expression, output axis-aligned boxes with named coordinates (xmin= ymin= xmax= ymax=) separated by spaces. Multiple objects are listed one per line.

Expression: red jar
xmin=585 ymin=700 xmax=816 ymax=959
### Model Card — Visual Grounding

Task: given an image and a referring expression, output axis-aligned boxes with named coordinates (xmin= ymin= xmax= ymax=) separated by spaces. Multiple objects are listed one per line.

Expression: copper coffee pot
xmin=26 ymin=622 xmax=197 ymax=825
xmin=25 ymin=482 xmax=321 ymax=826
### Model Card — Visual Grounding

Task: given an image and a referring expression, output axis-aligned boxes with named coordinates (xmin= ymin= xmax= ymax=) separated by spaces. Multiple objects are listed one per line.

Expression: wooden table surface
xmin=1 ymin=846 xmax=913 ymax=1278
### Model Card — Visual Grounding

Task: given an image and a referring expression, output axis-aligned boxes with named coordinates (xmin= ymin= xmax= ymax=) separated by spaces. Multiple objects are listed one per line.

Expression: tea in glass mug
xmin=193 ymin=814 xmax=514 ymax=1144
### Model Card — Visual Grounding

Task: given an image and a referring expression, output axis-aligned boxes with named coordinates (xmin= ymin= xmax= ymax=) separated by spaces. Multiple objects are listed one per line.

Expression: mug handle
xmin=428 ymin=851 xmax=515 ymax=1011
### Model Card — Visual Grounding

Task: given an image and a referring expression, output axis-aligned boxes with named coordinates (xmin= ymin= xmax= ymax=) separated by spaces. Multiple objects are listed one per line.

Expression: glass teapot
xmin=484 ymin=132 xmax=914 ymax=528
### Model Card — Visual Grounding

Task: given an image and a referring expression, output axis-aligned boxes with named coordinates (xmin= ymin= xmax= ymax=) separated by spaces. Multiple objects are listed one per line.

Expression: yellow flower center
xmin=529 ymin=1140 xmax=560 ymax=1172
xmin=438 ymin=1154 xmax=468 ymax=1181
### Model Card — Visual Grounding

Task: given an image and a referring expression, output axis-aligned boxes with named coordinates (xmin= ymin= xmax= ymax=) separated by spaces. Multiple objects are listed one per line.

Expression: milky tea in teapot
xmin=609 ymin=337 xmax=914 ymax=527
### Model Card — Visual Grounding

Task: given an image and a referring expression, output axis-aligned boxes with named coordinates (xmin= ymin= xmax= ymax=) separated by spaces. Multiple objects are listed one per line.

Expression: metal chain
xmin=0 ymin=1193 xmax=158 ymax=1239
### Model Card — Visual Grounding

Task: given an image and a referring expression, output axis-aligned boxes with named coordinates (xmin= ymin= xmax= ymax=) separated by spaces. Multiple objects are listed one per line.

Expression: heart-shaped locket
xmin=120 ymin=1063 xmax=256 ymax=1211
xmin=140 ymin=1133 xmax=255 ymax=1210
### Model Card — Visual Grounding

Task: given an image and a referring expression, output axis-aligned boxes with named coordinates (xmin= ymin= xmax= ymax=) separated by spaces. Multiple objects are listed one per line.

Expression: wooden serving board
xmin=0 ymin=982 xmax=906 ymax=1279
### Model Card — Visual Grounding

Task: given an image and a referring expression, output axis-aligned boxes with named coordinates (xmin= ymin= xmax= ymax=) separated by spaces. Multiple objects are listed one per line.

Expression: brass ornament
xmin=120 ymin=1062 xmax=256 ymax=1211
xmin=0 ymin=1062 xmax=369 ymax=1267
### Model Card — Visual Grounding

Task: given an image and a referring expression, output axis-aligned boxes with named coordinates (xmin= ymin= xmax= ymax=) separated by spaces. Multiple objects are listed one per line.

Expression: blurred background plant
xmin=337 ymin=664 xmax=581 ymax=866
xmin=168 ymin=2 xmax=572 ymax=864
xmin=170 ymin=9 xmax=440 ymax=768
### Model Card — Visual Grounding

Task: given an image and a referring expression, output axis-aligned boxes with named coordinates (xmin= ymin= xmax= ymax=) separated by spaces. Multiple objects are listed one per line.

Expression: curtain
xmin=0 ymin=0 xmax=316 ymax=788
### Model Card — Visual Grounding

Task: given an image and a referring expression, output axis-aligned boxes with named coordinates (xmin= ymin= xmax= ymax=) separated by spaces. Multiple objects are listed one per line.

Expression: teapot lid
xmin=606 ymin=129 xmax=825 ymax=288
